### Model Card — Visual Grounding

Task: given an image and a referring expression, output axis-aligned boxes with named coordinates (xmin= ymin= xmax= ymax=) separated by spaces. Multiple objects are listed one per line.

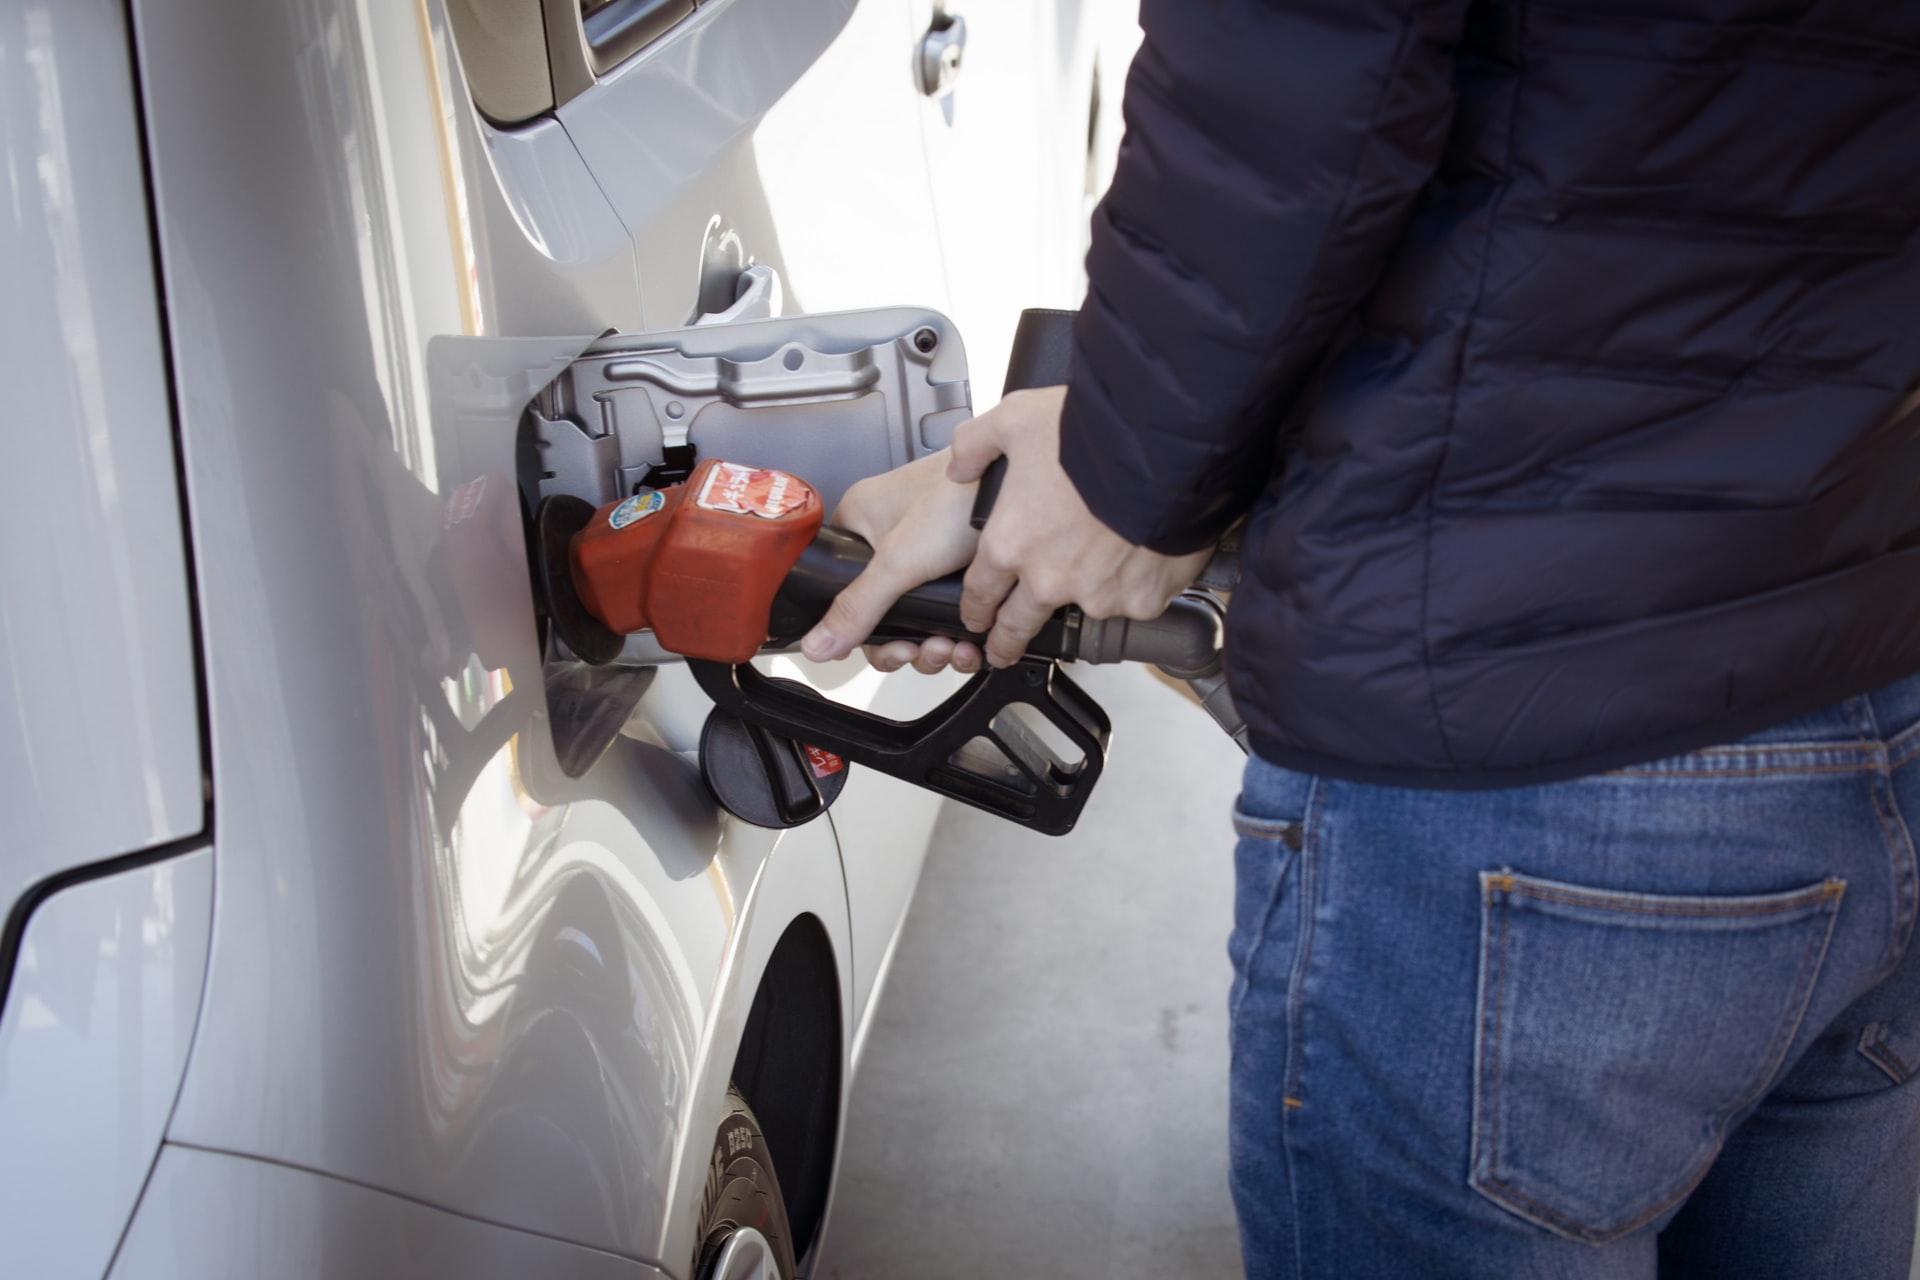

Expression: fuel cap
xmin=699 ymin=677 xmax=851 ymax=829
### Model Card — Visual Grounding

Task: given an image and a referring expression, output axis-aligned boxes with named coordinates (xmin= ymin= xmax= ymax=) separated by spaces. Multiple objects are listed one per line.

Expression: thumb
xmin=946 ymin=416 xmax=1005 ymax=484
xmin=801 ymin=561 xmax=907 ymax=663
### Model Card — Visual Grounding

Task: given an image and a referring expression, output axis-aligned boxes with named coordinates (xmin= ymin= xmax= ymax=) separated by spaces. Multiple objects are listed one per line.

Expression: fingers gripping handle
xmin=768 ymin=529 xmax=1075 ymax=658
xmin=770 ymin=530 xmax=1224 ymax=676
xmin=970 ymin=308 xmax=1077 ymax=530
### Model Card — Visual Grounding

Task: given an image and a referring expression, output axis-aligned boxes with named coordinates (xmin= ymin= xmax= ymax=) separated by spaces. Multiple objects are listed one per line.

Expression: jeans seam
xmin=1280 ymin=776 xmax=1325 ymax=1280
xmin=1281 ymin=780 xmax=1325 ymax=1104
xmin=1892 ymin=725 xmax=1920 ymax=769
xmin=1641 ymin=741 xmax=1882 ymax=758
xmin=1869 ymin=770 xmax=1919 ymax=978
xmin=1473 ymin=875 xmax=1514 ymax=1193
xmin=1725 ymin=891 xmax=1847 ymax=1116
xmin=1608 ymin=760 xmax=1879 ymax=780
xmin=1859 ymin=1024 xmax=1914 ymax=1085
xmin=1470 ymin=878 xmax=1845 ymax=1244
xmin=1229 ymin=847 xmax=1300 ymax=1034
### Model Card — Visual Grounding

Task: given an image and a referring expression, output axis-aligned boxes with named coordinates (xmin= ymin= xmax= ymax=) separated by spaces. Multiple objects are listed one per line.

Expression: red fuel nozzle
xmin=568 ymin=458 xmax=824 ymax=665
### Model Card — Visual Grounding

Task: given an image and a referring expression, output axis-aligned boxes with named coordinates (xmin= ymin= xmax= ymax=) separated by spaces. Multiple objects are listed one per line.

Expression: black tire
xmin=693 ymin=1086 xmax=798 ymax=1280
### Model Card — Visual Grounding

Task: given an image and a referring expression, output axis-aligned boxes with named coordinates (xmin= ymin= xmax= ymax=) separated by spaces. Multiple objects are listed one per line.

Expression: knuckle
xmin=1000 ymin=606 xmax=1041 ymax=638
xmin=1079 ymin=586 xmax=1122 ymax=619
xmin=824 ymin=596 xmax=863 ymax=630
xmin=1026 ymin=572 xmax=1071 ymax=607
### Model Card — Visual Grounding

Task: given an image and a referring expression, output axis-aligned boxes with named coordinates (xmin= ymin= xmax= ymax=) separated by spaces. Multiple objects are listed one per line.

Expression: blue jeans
xmin=1229 ymin=676 xmax=1920 ymax=1278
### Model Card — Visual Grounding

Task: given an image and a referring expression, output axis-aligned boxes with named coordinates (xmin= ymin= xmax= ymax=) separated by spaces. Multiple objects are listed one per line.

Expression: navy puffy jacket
xmin=1061 ymin=0 xmax=1920 ymax=785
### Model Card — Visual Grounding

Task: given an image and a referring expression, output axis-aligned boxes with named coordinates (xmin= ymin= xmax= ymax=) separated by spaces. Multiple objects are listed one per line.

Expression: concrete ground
xmin=820 ymin=663 xmax=1247 ymax=1279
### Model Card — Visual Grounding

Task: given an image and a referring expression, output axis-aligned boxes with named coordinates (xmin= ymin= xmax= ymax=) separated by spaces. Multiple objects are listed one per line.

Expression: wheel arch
xmin=658 ymin=815 xmax=855 ymax=1277
xmin=729 ymin=913 xmax=843 ymax=1265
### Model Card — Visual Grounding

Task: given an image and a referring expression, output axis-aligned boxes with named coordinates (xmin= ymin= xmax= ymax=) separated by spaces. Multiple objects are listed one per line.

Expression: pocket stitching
xmin=1470 ymin=874 xmax=1846 ymax=1244
xmin=1497 ymin=874 xmax=1845 ymax=919
xmin=1859 ymin=1024 xmax=1913 ymax=1085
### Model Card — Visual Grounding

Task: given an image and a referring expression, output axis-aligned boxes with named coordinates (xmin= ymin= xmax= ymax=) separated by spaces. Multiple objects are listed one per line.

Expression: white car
xmin=0 ymin=1 xmax=1114 ymax=1276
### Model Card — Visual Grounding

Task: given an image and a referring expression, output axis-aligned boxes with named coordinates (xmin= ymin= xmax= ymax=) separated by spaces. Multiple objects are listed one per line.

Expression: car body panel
xmin=0 ymin=0 xmax=204 ymax=921
xmin=0 ymin=850 xmax=213 ymax=1280
xmin=560 ymin=0 xmax=950 ymax=330
xmin=128 ymin=0 xmax=946 ymax=1264
xmin=127 ymin=0 xmax=811 ymax=1261
xmin=0 ymin=0 xmax=1100 ymax=1273
xmin=911 ymin=0 xmax=1097 ymax=402
xmin=109 ymin=1144 xmax=669 ymax=1280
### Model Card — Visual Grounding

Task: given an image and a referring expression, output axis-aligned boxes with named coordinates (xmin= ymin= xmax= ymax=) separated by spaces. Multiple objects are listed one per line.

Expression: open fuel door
xmin=519 ymin=299 xmax=975 ymax=775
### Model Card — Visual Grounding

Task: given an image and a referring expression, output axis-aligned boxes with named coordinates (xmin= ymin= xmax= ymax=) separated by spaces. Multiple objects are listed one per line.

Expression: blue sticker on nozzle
xmin=609 ymin=490 xmax=665 ymax=530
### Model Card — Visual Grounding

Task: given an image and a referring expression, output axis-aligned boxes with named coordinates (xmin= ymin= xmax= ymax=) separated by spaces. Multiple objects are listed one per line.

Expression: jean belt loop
xmin=1854 ymin=694 xmax=1884 ymax=745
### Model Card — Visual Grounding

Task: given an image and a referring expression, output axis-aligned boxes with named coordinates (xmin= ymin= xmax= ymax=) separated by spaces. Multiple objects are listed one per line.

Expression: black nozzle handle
xmin=768 ymin=526 xmax=1226 ymax=677
xmin=969 ymin=458 xmax=1008 ymax=532
xmin=767 ymin=527 xmax=1077 ymax=659
xmin=970 ymin=308 xmax=1076 ymax=530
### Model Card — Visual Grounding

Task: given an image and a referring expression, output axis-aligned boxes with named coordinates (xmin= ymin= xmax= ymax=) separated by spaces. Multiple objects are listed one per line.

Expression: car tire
xmin=693 ymin=1085 xmax=798 ymax=1280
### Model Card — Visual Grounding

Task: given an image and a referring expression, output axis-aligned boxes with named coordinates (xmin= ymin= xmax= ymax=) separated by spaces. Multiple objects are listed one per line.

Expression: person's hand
xmin=948 ymin=386 xmax=1214 ymax=668
xmin=798 ymin=450 xmax=986 ymax=674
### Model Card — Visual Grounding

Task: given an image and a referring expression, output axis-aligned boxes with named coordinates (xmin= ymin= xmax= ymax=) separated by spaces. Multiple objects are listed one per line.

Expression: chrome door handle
xmin=917 ymin=12 xmax=965 ymax=97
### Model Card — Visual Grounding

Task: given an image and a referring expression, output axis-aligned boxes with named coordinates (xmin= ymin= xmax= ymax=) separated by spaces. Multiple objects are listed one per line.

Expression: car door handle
xmin=917 ymin=11 xmax=965 ymax=97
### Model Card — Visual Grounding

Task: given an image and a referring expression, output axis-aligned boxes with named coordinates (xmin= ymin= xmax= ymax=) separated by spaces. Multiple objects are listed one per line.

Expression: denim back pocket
xmin=1471 ymin=870 xmax=1846 ymax=1243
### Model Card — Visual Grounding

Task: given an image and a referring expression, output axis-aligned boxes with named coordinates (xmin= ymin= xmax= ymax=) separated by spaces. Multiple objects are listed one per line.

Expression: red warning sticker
xmin=802 ymin=744 xmax=846 ymax=779
xmin=696 ymin=462 xmax=812 ymax=520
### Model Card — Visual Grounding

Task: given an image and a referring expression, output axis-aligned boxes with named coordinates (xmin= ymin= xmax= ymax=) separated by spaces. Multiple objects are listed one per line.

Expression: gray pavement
xmin=821 ymin=663 xmax=1247 ymax=1279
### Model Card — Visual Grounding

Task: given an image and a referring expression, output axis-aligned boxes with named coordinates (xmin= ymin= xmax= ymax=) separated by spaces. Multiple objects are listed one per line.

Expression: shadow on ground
xmin=821 ymin=663 xmax=1246 ymax=1279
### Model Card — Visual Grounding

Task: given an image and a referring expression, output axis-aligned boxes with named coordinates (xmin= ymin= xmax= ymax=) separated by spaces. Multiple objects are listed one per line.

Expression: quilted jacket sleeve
xmin=1061 ymin=0 xmax=1473 ymax=553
